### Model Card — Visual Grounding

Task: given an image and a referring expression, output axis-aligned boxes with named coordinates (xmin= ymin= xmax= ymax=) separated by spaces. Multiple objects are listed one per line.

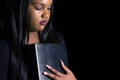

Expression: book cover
xmin=35 ymin=43 xmax=68 ymax=80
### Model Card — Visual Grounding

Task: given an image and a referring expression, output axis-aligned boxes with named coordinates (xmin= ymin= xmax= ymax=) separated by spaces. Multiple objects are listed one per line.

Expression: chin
xmin=37 ymin=28 xmax=44 ymax=32
xmin=39 ymin=26 xmax=46 ymax=31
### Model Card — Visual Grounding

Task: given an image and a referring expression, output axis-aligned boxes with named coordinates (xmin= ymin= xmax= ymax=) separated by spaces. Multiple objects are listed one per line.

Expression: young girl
xmin=0 ymin=0 xmax=77 ymax=80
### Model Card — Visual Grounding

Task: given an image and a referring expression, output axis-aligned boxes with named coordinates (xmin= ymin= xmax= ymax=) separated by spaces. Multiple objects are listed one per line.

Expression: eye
xmin=35 ymin=6 xmax=42 ymax=10
xmin=34 ymin=4 xmax=43 ymax=10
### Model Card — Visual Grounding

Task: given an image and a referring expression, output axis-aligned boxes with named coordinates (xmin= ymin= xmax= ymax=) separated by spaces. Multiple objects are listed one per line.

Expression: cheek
xmin=30 ymin=11 xmax=41 ymax=22
xmin=29 ymin=11 xmax=42 ymax=30
xmin=29 ymin=10 xmax=42 ymax=26
xmin=48 ymin=12 xmax=51 ymax=20
xmin=45 ymin=11 xmax=51 ymax=22
xmin=48 ymin=11 xmax=51 ymax=18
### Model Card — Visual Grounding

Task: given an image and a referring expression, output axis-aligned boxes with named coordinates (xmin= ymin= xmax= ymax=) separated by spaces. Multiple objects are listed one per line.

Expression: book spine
xmin=35 ymin=44 xmax=41 ymax=80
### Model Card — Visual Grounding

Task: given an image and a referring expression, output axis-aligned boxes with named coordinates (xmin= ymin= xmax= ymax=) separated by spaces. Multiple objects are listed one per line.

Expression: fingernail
xmin=43 ymin=72 xmax=48 ymax=75
xmin=60 ymin=59 xmax=64 ymax=65
xmin=46 ymin=65 xmax=51 ymax=68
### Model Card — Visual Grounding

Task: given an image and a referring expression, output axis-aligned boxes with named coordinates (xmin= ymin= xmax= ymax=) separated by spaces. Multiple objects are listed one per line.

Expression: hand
xmin=43 ymin=60 xmax=77 ymax=80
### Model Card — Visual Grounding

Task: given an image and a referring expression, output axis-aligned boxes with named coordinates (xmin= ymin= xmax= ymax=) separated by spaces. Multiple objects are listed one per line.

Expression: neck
xmin=26 ymin=32 xmax=40 ymax=44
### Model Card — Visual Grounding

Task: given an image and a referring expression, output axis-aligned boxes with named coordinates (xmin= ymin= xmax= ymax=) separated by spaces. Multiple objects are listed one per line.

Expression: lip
xmin=40 ymin=20 xmax=48 ymax=26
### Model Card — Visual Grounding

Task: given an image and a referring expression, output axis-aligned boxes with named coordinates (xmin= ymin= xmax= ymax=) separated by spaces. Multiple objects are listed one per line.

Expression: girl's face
xmin=28 ymin=0 xmax=52 ymax=32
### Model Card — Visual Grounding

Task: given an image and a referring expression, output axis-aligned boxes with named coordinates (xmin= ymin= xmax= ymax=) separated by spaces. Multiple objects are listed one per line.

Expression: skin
xmin=28 ymin=0 xmax=51 ymax=32
xmin=28 ymin=0 xmax=77 ymax=80
xmin=27 ymin=0 xmax=51 ymax=44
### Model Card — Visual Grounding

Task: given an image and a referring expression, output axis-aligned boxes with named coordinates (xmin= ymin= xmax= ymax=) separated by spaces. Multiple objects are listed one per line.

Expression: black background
xmin=53 ymin=0 xmax=81 ymax=79
xmin=53 ymin=0 xmax=106 ymax=80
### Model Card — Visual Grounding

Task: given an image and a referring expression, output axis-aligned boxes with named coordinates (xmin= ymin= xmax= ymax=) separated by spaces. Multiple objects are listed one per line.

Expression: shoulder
xmin=0 ymin=38 xmax=9 ymax=50
xmin=0 ymin=38 xmax=10 ymax=80
xmin=0 ymin=38 xmax=10 ymax=58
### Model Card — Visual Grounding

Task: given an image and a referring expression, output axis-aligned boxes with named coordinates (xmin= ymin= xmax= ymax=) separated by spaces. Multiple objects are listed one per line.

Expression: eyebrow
xmin=31 ymin=2 xmax=52 ymax=6
xmin=32 ymin=2 xmax=44 ymax=5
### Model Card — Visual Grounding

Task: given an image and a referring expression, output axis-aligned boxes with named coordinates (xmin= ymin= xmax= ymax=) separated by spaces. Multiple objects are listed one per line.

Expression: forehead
xmin=31 ymin=0 xmax=52 ymax=4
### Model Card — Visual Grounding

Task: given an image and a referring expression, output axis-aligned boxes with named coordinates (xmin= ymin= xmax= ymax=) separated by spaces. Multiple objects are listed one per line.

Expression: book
xmin=35 ymin=43 xmax=68 ymax=80
xmin=23 ymin=43 xmax=68 ymax=80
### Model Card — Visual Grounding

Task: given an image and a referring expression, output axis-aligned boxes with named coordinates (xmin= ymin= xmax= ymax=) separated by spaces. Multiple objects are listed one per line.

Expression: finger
xmin=43 ymin=72 xmax=60 ymax=80
xmin=46 ymin=65 xmax=64 ymax=77
xmin=60 ymin=60 xmax=72 ymax=74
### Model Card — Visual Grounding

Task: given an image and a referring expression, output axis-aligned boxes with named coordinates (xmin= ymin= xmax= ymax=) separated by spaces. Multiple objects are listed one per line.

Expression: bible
xmin=35 ymin=43 xmax=68 ymax=80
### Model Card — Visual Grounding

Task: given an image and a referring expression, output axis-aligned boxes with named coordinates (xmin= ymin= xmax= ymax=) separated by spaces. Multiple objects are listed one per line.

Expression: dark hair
xmin=1 ymin=0 xmax=65 ymax=80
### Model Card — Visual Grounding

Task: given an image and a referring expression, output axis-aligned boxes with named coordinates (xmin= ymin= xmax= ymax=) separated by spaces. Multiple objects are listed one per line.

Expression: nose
xmin=41 ymin=10 xmax=49 ymax=18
